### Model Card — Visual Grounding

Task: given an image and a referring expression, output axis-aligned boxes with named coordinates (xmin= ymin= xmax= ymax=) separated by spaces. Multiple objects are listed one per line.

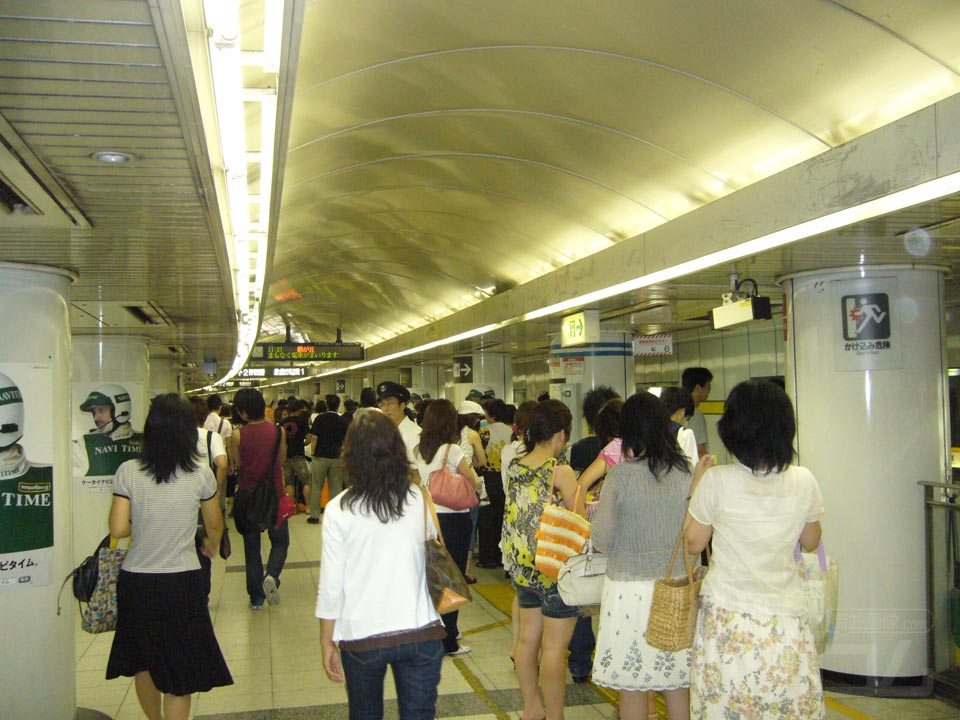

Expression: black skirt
xmin=106 ymin=569 xmax=233 ymax=696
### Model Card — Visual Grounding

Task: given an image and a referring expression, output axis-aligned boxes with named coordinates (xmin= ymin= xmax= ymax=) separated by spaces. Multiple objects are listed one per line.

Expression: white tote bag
xmin=795 ymin=540 xmax=840 ymax=655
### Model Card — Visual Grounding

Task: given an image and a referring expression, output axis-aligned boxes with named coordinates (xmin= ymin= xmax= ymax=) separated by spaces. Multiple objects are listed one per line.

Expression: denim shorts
xmin=514 ymin=582 xmax=580 ymax=619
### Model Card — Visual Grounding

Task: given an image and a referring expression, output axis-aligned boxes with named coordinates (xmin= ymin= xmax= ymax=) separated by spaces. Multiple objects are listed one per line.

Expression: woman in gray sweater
xmin=591 ymin=391 xmax=711 ymax=720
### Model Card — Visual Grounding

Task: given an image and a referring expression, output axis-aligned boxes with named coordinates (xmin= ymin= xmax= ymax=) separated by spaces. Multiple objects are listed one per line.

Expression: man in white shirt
xmin=682 ymin=367 xmax=713 ymax=459
xmin=377 ymin=382 xmax=421 ymax=468
xmin=203 ymin=393 xmax=233 ymax=441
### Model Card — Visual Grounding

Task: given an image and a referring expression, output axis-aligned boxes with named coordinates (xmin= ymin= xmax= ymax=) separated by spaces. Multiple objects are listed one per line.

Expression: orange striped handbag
xmin=534 ymin=464 xmax=590 ymax=582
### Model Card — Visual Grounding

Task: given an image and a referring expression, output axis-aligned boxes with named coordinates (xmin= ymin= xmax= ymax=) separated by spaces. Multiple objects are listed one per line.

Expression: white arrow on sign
xmin=458 ymin=363 xmax=471 ymax=377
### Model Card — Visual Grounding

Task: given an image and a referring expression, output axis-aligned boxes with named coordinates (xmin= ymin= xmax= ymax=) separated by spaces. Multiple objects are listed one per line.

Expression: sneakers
xmin=250 ymin=601 xmax=264 ymax=611
xmin=446 ymin=645 xmax=471 ymax=657
xmin=307 ymin=516 xmax=320 ymax=524
xmin=263 ymin=575 xmax=280 ymax=606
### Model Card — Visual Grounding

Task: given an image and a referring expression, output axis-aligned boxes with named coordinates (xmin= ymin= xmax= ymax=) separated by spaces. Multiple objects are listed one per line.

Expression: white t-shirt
xmin=688 ymin=462 xmax=824 ymax=616
xmin=677 ymin=427 xmax=697 ymax=469
xmin=113 ymin=459 xmax=217 ymax=573
xmin=316 ymin=484 xmax=441 ymax=642
xmin=204 ymin=412 xmax=233 ymax=440
xmin=414 ymin=442 xmax=468 ymax=514
xmin=196 ymin=428 xmax=226 ymax=467
xmin=398 ymin=416 xmax=422 ymax=466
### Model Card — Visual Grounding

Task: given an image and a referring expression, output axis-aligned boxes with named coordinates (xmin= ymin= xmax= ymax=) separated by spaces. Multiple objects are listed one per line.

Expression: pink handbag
xmin=428 ymin=445 xmax=479 ymax=511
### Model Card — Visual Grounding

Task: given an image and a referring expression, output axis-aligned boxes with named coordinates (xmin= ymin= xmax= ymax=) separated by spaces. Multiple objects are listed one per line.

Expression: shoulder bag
xmin=795 ymin=540 xmax=839 ymax=655
xmin=557 ymin=550 xmax=608 ymax=607
xmin=234 ymin=425 xmax=282 ymax=535
xmin=646 ymin=530 xmax=708 ymax=652
xmin=428 ymin=445 xmax=478 ymax=511
xmin=534 ymin=463 xmax=590 ymax=582
xmin=421 ymin=489 xmax=472 ymax=614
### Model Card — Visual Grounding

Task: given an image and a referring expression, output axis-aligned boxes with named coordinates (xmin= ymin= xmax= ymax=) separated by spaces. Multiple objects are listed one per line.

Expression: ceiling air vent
xmin=0 ymin=116 xmax=87 ymax=228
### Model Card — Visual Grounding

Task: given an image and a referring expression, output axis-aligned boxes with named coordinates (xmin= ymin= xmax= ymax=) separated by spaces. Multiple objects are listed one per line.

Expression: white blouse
xmin=688 ymin=462 xmax=824 ymax=616
xmin=316 ymin=484 xmax=441 ymax=642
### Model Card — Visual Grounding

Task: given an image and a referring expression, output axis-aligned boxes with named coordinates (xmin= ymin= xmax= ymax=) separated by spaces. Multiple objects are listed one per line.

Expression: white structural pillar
xmin=148 ymin=357 xmax=181 ymax=397
xmin=0 ymin=263 xmax=76 ymax=720
xmin=781 ymin=265 xmax=948 ymax=681
xmin=72 ymin=336 xmax=150 ymax=566
xmin=548 ymin=332 xmax=633 ymax=443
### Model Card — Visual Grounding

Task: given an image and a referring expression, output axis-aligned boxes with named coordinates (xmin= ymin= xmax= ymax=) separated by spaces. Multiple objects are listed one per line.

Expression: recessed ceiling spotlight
xmin=90 ymin=151 xmax=135 ymax=164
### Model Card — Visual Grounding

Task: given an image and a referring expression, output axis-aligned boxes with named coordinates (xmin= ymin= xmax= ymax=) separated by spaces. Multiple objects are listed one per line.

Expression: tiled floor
xmin=76 ymin=513 xmax=960 ymax=719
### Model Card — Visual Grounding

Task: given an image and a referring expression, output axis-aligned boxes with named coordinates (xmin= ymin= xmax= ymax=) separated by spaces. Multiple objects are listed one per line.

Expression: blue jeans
xmin=567 ymin=614 xmax=596 ymax=679
xmin=242 ymin=520 xmax=289 ymax=604
xmin=340 ymin=639 xmax=443 ymax=720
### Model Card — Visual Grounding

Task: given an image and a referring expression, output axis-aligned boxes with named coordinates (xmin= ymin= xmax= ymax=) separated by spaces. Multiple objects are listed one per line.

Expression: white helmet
xmin=79 ymin=383 xmax=132 ymax=424
xmin=0 ymin=371 xmax=25 ymax=447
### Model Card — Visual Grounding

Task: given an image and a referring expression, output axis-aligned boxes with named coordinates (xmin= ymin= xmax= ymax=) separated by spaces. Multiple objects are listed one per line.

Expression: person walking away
xmin=317 ymin=410 xmax=445 ymax=720
xmin=190 ymin=396 xmax=227 ymax=599
xmin=306 ymin=393 xmax=348 ymax=523
xmin=106 ymin=393 xmax=232 ymax=720
xmin=230 ymin=388 xmax=289 ymax=610
xmin=281 ymin=399 xmax=311 ymax=511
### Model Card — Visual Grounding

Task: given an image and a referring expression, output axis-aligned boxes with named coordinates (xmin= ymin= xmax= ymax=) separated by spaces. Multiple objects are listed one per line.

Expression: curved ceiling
xmin=266 ymin=0 xmax=960 ymax=357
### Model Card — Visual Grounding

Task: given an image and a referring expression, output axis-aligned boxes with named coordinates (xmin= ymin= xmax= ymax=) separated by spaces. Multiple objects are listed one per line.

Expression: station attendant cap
xmin=457 ymin=400 xmax=484 ymax=415
xmin=466 ymin=385 xmax=496 ymax=401
xmin=377 ymin=381 xmax=410 ymax=404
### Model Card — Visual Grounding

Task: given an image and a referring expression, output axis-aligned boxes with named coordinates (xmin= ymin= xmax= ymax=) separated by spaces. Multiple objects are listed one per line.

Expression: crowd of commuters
xmin=103 ymin=372 xmax=825 ymax=720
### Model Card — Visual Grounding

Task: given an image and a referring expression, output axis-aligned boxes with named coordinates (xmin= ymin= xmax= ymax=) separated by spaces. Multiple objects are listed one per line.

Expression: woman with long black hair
xmin=106 ymin=393 xmax=232 ymax=720
xmin=317 ymin=409 xmax=446 ymax=720
xmin=591 ymin=391 xmax=711 ymax=720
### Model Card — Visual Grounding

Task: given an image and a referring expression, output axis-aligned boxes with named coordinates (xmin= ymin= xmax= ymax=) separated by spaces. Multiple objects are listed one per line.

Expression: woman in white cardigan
xmin=317 ymin=409 xmax=445 ymax=720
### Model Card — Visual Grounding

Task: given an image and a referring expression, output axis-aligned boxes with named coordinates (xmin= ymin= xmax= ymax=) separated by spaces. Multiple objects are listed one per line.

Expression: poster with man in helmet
xmin=73 ymin=382 xmax=144 ymax=492
xmin=0 ymin=365 xmax=55 ymax=589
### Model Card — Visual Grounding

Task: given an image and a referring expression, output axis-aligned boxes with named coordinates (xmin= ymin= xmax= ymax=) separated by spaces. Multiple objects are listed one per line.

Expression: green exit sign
xmin=561 ymin=310 xmax=599 ymax=347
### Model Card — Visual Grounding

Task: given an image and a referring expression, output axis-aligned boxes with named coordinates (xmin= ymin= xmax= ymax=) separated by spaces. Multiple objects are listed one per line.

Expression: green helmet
xmin=79 ymin=383 xmax=132 ymax=424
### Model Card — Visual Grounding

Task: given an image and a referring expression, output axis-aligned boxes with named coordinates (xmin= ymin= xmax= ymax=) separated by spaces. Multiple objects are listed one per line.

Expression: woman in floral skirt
xmin=685 ymin=380 xmax=825 ymax=719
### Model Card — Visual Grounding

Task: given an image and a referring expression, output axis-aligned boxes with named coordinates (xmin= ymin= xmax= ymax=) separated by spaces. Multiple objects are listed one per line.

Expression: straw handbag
xmin=534 ymin=464 xmax=590 ymax=582
xmin=646 ymin=530 xmax=707 ymax=652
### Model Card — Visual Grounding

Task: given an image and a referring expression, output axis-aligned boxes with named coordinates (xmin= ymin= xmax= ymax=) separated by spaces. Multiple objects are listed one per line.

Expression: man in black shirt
xmin=305 ymin=394 xmax=347 ymax=524
xmin=280 ymin=399 xmax=310 ymax=510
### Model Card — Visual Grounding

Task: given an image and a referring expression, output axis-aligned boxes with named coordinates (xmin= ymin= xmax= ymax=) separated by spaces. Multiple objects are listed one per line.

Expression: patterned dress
xmin=501 ymin=456 xmax=559 ymax=590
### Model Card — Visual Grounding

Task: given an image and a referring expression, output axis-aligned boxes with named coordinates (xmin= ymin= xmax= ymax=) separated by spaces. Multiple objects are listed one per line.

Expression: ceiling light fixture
xmin=200 ymin=0 xmax=285 ymax=389
xmin=275 ymin=168 xmax=960 ymax=385
xmin=91 ymin=151 xmax=135 ymax=164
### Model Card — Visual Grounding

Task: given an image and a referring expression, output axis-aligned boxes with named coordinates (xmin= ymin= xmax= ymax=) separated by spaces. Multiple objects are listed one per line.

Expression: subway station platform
xmin=75 ymin=512 xmax=960 ymax=720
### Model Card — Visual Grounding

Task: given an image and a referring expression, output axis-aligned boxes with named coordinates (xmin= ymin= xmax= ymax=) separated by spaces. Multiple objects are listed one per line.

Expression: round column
xmin=0 ymin=263 xmax=76 ymax=720
xmin=548 ymin=332 xmax=633 ymax=442
xmin=72 ymin=336 xmax=150 ymax=566
xmin=148 ymin=357 xmax=181 ymax=397
xmin=780 ymin=265 xmax=947 ymax=681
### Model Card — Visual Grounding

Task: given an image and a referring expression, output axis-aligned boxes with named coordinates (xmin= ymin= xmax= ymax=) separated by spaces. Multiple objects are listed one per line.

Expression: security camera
xmin=710 ymin=278 xmax=772 ymax=330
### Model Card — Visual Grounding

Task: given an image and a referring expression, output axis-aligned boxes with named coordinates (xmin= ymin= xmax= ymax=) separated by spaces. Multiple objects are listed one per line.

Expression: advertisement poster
xmin=72 ymin=382 xmax=145 ymax=495
xmin=0 ymin=363 xmax=54 ymax=590
xmin=832 ymin=277 xmax=903 ymax=372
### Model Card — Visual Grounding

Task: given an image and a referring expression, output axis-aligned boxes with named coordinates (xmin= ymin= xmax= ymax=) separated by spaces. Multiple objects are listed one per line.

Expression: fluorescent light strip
xmin=252 ymin=169 xmax=960 ymax=390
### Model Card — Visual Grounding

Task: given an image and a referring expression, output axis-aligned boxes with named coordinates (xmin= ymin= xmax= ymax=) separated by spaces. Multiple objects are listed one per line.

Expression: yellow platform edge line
xmin=824 ymin=696 xmax=875 ymax=720
xmin=454 ymin=657 xmax=512 ymax=720
xmin=463 ymin=618 xmax=511 ymax=636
